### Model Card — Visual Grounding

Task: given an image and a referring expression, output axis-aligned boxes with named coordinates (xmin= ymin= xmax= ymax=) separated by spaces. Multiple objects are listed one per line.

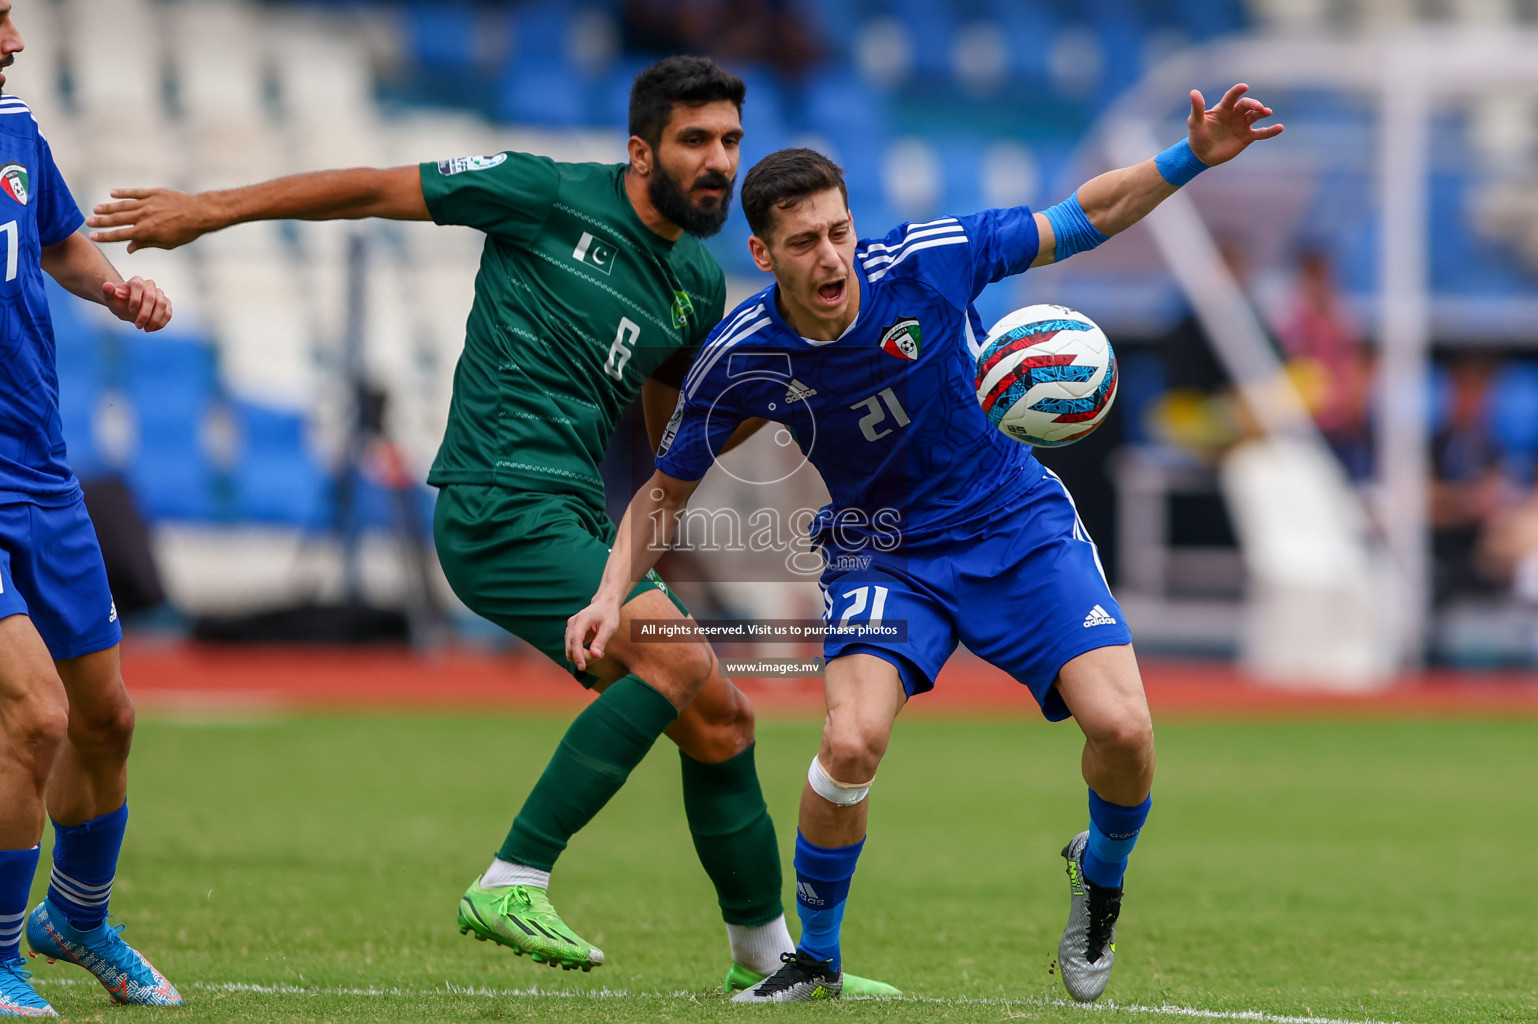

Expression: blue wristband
xmin=1154 ymin=138 xmax=1208 ymax=187
xmin=1041 ymin=190 xmax=1109 ymax=261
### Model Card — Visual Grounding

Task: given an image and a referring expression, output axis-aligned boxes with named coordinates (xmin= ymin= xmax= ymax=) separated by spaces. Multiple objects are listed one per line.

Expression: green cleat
xmin=457 ymin=882 xmax=604 ymax=971
xmin=725 ymin=961 xmax=900 ymax=998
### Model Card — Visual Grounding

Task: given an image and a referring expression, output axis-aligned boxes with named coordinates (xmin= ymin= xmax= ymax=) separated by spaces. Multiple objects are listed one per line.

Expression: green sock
xmin=680 ymin=743 xmax=785 ymax=927
xmin=498 ymin=674 xmax=678 ymax=871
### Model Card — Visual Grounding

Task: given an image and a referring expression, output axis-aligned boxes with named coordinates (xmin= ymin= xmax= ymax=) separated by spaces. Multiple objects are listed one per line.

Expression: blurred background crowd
xmin=14 ymin=0 xmax=1538 ymax=674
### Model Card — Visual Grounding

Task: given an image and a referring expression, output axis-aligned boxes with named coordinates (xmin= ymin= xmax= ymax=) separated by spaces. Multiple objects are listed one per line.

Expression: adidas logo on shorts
xmin=1082 ymin=604 xmax=1117 ymax=628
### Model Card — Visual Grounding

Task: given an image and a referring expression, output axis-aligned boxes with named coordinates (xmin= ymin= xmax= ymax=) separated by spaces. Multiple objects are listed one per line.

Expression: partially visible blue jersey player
xmin=0 ymin=2 xmax=182 ymax=1016
xmin=567 ymin=83 xmax=1283 ymax=1005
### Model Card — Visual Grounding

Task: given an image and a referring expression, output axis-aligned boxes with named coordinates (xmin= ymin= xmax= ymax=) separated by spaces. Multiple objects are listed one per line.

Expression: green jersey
xmin=419 ymin=152 xmax=726 ymax=506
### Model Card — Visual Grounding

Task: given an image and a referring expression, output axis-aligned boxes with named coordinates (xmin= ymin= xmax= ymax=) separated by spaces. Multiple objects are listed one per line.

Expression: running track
xmin=120 ymin=641 xmax=1538 ymax=718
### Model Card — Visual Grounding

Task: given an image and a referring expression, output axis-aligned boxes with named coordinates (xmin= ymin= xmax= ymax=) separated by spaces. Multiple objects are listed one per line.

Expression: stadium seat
xmin=1490 ymin=361 xmax=1538 ymax=478
xmin=509 ymin=2 xmax=573 ymax=64
xmin=1169 ymin=0 xmax=1248 ymax=40
xmin=233 ymin=402 xmax=329 ymax=526
xmin=802 ymin=68 xmax=892 ymax=143
xmin=498 ymin=58 xmax=587 ymax=127
xmin=983 ymin=0 xmax=1057 ymax=88
xmin=736 ymin=68 xmax=792 ymax=163
xmin=405 ymin=2 xmax=481 ymax=72
xmin=889 ymin=0 xmax=955 ymax=80
xmin=939 ymin=142 xmax=986 ymax=217
xmin=123 ymin=336 xmax=220 ymax=521
xmin=596 ymin=56 xmax=655 ymax=130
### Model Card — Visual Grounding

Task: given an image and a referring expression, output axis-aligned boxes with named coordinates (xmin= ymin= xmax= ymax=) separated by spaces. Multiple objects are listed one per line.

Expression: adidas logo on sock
xmin=785 ymin=379 xmax=818 ymax=404
xmin=796 ymin=881 xmax=824 ymax=906
xmin=1083 ymin=604 xmax=1117 ymax=628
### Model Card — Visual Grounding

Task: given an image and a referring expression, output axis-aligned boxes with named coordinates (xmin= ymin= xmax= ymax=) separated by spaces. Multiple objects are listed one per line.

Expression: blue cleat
xmin=0 ymin=958 xmax=54 ymax=1017
xmin=24 ymin=899 xmax=181 ymax=1007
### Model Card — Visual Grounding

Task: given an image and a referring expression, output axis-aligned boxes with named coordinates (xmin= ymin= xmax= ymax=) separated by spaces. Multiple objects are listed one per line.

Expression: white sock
xmin=479 ymin=857 xmax=550 ymax=891
xmin=726 ymin=914 xmax=795 ymax=976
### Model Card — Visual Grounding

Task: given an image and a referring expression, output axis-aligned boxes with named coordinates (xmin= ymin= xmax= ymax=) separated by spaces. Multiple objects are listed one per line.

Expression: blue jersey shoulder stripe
xmin=865 ymin=235 xmax=969 ymax=282
xmin=681 ymin=300 xmax=764 ymax=393
xmin=860 ymin=220 xmax=965 ymax=259
xmin=685 ymin=315 xmax=772 ymax=400
xmin=862 ymin=216 xmax=961 ymax=247
xmin=683 ymin=305 xmax=772 ymax=399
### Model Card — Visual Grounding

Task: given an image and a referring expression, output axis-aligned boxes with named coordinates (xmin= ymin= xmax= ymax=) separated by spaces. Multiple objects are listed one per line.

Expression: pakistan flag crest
xmin=879 ymin=317 xmax=921 ymax=360
xmin=670 ymin=289 xmax=695 ymax=329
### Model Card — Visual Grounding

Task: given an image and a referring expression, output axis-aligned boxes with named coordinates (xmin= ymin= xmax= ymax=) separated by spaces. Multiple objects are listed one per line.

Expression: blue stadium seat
xmin=983 ymin=0 xmax=1056 ymax=87
xmin=1169 ymin=0 xmax=1248 ymax=40
xmin=1490 ymin=361 xmax=1538 ymax=477
xmin=498 ymin=57 xmax=587 ymax=127
xmin=737 ymin=68 xmax=790 ymax=146
xmin=938 ymin=141 xmax=985 ymax=217
xmin=595 ymin=56 xmax=653 ymax=131
xmin=801 ymin=68 xmax=891 ymax=142
xmin=889 ymin=0 xmax=955 ymax=79
xmin=788 ymin=0 xmax=859 ymax=60
xmin=233 ymin=403 xmax=329 ymax=527
xmin=1430 ymin=170 xmax=1528 ymax=298
xmin=405 ymin=2 xmax=479 ymax=72
xmin=123 ymin=336 xmax=218 ymax=521
xmin=1090 ymin=5 xmax=1146 ymax=99
xmin=509 ymin=2 xmax=571 ymax=63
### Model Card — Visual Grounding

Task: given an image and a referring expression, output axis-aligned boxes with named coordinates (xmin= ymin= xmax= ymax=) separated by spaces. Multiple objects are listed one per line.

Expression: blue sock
xmin=0 ymin=847 xmax=40 ymax=960
xmin=1083 ymin=790 xmax=1151 ymax=890
xmin=48 ymin=802 xmax=128 ymax=930
xmin=793 ymin=831 xmax=864 ymax=974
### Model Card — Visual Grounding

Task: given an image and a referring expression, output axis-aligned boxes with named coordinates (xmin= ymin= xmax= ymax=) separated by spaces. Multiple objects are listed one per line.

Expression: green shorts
xmin=433 ymin=484 xmax=688 ymax=684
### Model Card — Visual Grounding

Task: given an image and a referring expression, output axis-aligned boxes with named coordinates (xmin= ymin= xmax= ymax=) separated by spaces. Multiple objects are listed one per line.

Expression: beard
xmin=648 ymin=164 xmax=734 ymax=239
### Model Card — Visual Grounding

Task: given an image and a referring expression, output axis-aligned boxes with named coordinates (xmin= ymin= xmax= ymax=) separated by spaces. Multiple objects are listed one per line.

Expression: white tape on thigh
xmin=807 ymin=755 xmax=871 ymax=806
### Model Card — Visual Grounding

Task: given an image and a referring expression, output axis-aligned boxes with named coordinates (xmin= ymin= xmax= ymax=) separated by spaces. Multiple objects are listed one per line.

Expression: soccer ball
xmin=973 ymin=304 xmax=1117 ymax=447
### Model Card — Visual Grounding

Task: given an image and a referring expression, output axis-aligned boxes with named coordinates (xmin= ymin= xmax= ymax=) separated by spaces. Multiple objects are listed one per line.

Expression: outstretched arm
xmin=41 ymin=230 xmax=171 ymax=331
xmin=565 ymin=468 xmax=702 ymax=670
xmin=85 ymin=166 xmax=430 ymax=253
xmin=1032 ymin=83 xmax=1283 ymax=267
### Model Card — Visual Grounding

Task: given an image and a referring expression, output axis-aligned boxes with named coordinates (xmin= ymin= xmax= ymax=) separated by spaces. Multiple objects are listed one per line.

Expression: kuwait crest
xmin=879 ymin=317 xmax=921 ymax=360
xmin=1 ymin=164 xmax=28 ymax=206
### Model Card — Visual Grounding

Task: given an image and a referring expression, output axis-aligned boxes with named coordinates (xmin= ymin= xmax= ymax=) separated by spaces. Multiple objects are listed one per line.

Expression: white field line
xmin=31 ymin=976 xmax=1412 ymax=1023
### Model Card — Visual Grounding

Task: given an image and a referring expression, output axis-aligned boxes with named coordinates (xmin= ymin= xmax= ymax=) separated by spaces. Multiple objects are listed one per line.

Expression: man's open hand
xmin=88 ymin=188 xmax=208 ymax=253
xmin=1188 ymin=84 xmax=1284 ymax=167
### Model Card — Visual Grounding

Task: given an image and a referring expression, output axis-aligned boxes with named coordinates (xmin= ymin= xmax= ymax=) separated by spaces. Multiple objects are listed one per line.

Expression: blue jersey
xmin=657 ymin=207 xmax=1046 ymax=548
xmin=0 ymin=95 xmax=86 ymax=505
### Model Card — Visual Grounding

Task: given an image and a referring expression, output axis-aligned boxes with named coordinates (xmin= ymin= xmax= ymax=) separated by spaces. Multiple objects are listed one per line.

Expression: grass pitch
xmin=25 ymin=710 xmax=1538 ymax=1023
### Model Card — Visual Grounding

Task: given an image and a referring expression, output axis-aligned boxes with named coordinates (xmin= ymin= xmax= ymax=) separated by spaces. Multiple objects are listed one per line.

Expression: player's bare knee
xmin=715 ymin=686 xmax=755 ymax=753
xmin=70 ymin=694 xmax=136 ymax=761
xmin=7 ymin=695 xmax=69 ymax=780
xmin=676 ymin=686 xmax=754 ymax=763
xmin=821 ymin=722 xmax=887 ymax=784
xmin=630 ymin=641 xmax=714 ymax=709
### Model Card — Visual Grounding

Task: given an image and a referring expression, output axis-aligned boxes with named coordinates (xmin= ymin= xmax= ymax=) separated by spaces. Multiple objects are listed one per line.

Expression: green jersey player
xmin=88 ymin=56 xmax=895 ymax=995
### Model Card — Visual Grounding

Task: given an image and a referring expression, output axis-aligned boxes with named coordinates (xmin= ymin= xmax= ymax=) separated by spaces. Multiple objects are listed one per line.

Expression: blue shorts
xmin=0 ymin=498 xmax=121 ymax=660
xmin=818 ymin=468 xmax=1131 ymax=722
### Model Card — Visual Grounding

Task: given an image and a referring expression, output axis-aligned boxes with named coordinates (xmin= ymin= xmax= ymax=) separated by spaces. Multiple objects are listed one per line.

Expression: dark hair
xmin=629 ymin=56 xmax=746 ymax=149
xmin=740 ymin=148 xmax=848 ymax=239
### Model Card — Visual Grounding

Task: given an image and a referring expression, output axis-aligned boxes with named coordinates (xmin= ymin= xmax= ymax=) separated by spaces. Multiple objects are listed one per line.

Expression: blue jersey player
xmin=0 ymin=3 xmax=181 ymax=1016
xmin=568 ymin=84 xmax=1282 ymax=1003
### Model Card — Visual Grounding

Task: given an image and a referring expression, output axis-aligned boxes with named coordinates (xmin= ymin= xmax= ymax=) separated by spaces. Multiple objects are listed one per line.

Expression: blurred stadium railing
xmin=21 ymin=0 xmax=1538 ymax=673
